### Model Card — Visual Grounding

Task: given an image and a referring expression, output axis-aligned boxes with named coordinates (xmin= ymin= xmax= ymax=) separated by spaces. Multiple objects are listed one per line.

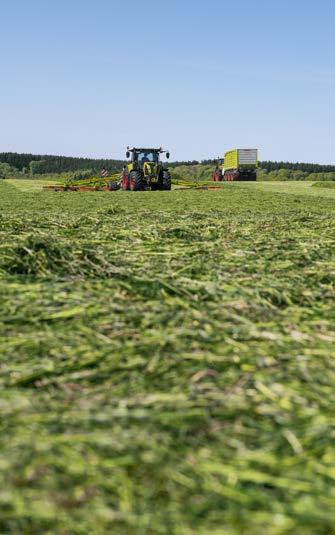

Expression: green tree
xmin=0 ymin=162 xmax=16 ymax=179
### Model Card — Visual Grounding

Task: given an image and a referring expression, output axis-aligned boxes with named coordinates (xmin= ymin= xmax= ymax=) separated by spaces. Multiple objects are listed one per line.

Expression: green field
xmin=0 ymin=180 xmax=334 ymax=534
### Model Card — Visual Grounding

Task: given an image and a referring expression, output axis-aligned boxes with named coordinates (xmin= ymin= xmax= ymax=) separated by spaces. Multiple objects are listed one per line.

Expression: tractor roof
xmin=128 ymin=147 xmax=164 ymax=153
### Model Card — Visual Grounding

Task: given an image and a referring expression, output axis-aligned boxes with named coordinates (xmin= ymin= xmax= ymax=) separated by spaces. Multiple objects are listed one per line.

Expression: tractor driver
xmin=141 ymin=152 xmax=150 ymax=163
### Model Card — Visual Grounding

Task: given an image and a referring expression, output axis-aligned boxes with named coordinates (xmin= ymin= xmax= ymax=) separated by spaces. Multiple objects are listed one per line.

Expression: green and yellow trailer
xmin=213 ymin=149 xmax=258 ymax=181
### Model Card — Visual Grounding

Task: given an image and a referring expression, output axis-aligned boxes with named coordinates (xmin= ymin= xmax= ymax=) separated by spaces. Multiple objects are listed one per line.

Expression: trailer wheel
xmin=224 ymin=171 xmax=235 ymax=181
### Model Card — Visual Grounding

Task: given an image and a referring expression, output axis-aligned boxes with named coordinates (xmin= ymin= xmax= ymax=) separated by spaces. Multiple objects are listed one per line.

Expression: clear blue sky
xmin=1 ymin=0 xmax=335 ymax=163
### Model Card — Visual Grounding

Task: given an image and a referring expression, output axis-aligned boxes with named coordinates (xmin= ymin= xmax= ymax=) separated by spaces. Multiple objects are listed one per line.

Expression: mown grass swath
xmin=0 ymin=180 xmax=334 ymax=534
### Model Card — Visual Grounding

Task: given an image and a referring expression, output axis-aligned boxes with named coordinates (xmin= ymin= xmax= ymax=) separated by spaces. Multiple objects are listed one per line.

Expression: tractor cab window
xmin=136 ymin=151 xmax=159 ymax=164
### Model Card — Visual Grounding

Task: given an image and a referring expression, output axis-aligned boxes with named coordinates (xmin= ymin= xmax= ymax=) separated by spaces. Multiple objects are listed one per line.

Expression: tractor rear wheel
xmin=129 ymin=171 xmax=145 ymax=191
xmin=161 ymin=171 xmax=171 ymax=190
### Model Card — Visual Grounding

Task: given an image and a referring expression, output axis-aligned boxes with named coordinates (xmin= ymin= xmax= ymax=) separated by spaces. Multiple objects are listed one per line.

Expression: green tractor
xmin=120 ymin=147 xmax=172 ymax=191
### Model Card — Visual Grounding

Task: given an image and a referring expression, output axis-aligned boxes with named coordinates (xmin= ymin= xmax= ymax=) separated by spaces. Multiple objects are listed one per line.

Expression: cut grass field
xmin=0 ymin=180 xmax=334 ymax=534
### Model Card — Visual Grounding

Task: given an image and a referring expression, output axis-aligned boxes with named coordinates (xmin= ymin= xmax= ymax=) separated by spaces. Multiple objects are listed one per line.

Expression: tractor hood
xmin=143 ymin=162 xmax=158 ymax=175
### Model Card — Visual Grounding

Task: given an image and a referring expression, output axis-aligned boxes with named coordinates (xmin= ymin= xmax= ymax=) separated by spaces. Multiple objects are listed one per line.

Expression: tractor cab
xmin=126 ymin=148 xmax=169 ymax=166
xmin=134 ymin=150 xmax=159 ymax=164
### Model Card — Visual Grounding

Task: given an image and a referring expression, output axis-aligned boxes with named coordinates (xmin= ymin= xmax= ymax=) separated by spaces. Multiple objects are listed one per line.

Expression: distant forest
xmin=259 ymin=161 xmax=335 ymax=173
xmin=0 ymin=152 xmax=124 ymax=174
xmin=172 ymin=159 xmax=335 ymax=173
xmin=0 ymin=152 xmax=335 ymax=175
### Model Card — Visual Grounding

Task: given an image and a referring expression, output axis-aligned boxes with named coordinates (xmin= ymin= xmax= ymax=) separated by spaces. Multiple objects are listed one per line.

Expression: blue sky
xmin=1 ymin=0 xmax=335 ymax=162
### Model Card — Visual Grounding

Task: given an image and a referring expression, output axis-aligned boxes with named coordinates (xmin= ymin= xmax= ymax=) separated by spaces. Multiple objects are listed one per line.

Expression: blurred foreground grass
xmin=0 ymin=181 xmax=334 ymax=534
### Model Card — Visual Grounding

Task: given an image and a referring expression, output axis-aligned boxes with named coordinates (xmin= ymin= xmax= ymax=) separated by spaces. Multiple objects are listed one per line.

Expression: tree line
xmin=1 ymin=152 xmax=335 ymax=176
xmin=260 ymin=161 xmax=335 ymax=173
xmin=0 ymin=152 xmax=124 ymax=175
